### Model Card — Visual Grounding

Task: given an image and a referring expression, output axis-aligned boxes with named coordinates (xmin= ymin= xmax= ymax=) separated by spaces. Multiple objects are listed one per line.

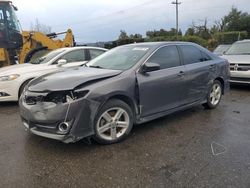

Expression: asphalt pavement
xmin=0 ymin=85 xmax=250 ymax=188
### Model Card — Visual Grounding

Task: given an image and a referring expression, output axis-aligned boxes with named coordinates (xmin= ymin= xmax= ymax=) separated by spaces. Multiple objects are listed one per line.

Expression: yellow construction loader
xmin=0 ymin=0 xmax=75 ymax=67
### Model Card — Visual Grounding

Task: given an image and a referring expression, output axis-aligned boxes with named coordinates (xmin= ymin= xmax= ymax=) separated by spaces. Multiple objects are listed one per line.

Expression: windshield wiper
xmin=88 ymin=65 xmax=105 ymax=69
xmin=239 ymin=53 xmax=250 ymax=55
xmin=225 ymin=53 xmax=250 ymax=55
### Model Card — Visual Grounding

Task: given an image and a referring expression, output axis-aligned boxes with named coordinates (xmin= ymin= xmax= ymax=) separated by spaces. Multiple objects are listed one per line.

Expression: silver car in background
xmin=222 ymin=40 xmax=250 ymax=84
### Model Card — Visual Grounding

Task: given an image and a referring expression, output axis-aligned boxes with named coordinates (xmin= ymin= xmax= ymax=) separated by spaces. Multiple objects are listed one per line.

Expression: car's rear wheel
xmin=93 ymin=99 xmax=133 ymax=145
xmin=203 ymin=80 xmax=222 ymax=109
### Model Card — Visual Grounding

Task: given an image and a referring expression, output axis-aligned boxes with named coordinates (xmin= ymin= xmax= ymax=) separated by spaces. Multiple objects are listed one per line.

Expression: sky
xmin=12 ymin=0 xmax=249 ymax=43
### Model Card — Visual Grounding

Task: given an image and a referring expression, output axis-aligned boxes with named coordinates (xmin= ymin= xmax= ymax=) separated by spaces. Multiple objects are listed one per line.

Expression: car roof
xmin=121 ymin=41 xmax=200 ymax=48
xmin=216 ymin=44 xmax=232 ymax=47
xmin=235 ymin=40 xmax=250 ymax=43
xmin=58 ymin=46 xmax=108 ymax=52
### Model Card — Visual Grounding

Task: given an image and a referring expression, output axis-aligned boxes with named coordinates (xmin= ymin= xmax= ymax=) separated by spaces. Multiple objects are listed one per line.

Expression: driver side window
xmin=147 ymin=45 xmax=181 ymax=70
xmin=60 ymin=50 xmax=85 ymax=63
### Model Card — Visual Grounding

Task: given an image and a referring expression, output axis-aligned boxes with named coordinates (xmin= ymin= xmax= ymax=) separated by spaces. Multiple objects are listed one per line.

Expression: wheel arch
xmin=214 ymin=77 xmax=225 ymax=94
xmin=102 ymin=94 xmax=139 ymax=123
xmin=18 ymin=78 xmax=34 ymax=98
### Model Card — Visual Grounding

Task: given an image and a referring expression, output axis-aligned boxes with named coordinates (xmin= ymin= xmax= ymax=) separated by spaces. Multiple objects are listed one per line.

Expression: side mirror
xmin=142 ymin=62 xmax=160 ymax=73
xmin=57 ymin=59 xmax=67 ymax=67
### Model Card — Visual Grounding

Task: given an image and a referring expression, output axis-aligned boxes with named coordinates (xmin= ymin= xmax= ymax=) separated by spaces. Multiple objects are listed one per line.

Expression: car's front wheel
xmin=93 ymin=99 xmax=133 ymax=145
xmin=203 ymin=80 xmax=222 ymax=109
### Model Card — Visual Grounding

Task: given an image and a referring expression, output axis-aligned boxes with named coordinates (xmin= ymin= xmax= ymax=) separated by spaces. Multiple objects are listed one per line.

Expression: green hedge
xmin=117 ymin=38 xmax=145 ymax=46
xmin=146 ymin=35 xmax=208 ymax=47
xmin=214 ymin=31 xmax=248 ymax=44
xmin=104 ymin=38 xmax=145 ymax=49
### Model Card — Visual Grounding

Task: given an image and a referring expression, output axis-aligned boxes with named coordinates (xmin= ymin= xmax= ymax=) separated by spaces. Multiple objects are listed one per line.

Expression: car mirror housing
xmin=57 ymin=59 xmax=67 ymax=67
xmin=142 ymin=62 xmax=160 ymax=73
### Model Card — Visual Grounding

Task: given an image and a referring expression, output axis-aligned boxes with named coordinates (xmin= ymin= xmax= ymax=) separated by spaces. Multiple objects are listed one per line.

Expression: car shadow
xmin=0 ymin=101 xmax=18 ymax=108
xmin=230 ymin=84 xmax=250 ymax=91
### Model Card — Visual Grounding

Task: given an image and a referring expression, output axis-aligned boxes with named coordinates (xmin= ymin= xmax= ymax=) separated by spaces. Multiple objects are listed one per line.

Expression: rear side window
xmin=61 ymin=50 xmax=85 ymax=63
xmin=147 ymin=45 xmax=181 ymax=70
xmin=89 ymin=49 xmax=105 ymax=59
xmin=179 ymin=45 xmax=204 ymax=65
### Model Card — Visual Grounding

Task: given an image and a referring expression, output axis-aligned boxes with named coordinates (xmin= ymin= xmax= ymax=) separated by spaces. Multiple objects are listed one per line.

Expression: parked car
xmin=0 ymin=47 xmax=107 ymax=101
xmin=213 ymin=44 xmax=231 ymax=56
xmin=20 ymin=42 xmax=230 ymax=144
xmin=222 ymin=40 xmax=250 ymax=84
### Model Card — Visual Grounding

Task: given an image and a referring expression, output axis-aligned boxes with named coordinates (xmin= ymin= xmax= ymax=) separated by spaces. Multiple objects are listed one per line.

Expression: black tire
xmin=203 ymin=80 xmax=222 ymax=109
xmin=93 ymin=99 xmax=134 ymax=145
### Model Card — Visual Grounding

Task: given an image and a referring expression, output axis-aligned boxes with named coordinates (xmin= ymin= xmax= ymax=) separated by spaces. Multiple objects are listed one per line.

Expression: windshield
xmin=0 ymin=2 xmax=21 ymax=32
xmin=87 ymin=45 xmax=150 ymax=70
xmin=225 ymin=42 xmax=250 ymax=55
xmin=214 ymin=45 xmax=231 ymax=54
xmin=30 ymin=49 xmax=65 ymax=64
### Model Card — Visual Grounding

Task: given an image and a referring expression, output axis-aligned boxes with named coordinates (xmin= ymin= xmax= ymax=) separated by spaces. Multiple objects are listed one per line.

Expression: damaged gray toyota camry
xmin=19 ymin=42 xmax=230 ymax=144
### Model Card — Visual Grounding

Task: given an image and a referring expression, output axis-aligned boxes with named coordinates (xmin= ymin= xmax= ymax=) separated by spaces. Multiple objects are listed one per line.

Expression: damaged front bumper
xmin=19 ymin=91 xmax=100 ymax=143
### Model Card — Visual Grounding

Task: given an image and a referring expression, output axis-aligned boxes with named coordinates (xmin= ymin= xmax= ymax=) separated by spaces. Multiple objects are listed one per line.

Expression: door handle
xmin=177 ymin=71 xmax=185 ymax=77
xmin=209 ymin=65 xmax=215 ymax=69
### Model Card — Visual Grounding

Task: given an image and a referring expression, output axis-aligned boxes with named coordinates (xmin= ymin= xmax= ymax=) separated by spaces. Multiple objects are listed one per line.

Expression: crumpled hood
xmin=222 ymin=55 xmax=250 ymax=64
xmin=0 ymin=63 xmax=48 ymax=76
xmin=28 ymin=67 xmax=122 ymax=92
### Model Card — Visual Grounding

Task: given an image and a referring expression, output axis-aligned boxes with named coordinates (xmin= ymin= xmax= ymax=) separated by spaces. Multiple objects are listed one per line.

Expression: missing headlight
xmin=44 ymin=91 xmax=73 ymax=103
xmin=73 ymin=90 xmax=89 ymax=99
xmin=44 ymin=90 xmax=89 ymax=104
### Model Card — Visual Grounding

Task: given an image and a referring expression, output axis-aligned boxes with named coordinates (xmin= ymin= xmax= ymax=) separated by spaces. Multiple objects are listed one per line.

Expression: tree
xmin=178 ymin=29 xmax=183 ymax=36
xmin=118 ymin=30 xmax=129 ymax=40
xmin=146 ymin=28 xmax=182 ymax=38
xmin=185 ymin=27 xmax=195 ymax=36
xmin=129 ymin=33 xmax=143 ymax=39
xmin=212 ymin=7 xmax=250 ymax=37
xmin=30 ymin=18 xmax=52 ymax=34
xmin=192 ymin=19 xmax=211 ymax=39
xmin=223 ymin=7 xmax=244 ymax=31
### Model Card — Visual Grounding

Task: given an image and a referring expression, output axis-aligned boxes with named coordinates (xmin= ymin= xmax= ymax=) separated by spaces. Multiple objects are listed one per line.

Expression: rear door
xmin=178 ymin=45 xmax=214 ymax=104
xmin=136 ymin=45 xmax=186 ymax=117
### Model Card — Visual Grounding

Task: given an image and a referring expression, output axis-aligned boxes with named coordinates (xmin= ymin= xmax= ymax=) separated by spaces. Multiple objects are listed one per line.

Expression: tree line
xmin=105 ymin=7 xmax=250 ymax=50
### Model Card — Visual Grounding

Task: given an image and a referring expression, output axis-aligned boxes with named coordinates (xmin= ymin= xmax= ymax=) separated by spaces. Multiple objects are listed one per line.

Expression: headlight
xmin=0 ymin=74 xmax=20 ymax=82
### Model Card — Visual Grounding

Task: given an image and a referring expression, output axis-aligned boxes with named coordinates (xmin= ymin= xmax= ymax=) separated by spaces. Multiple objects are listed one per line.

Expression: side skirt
xmin=136 ymin=99 xmax=207 ymax=125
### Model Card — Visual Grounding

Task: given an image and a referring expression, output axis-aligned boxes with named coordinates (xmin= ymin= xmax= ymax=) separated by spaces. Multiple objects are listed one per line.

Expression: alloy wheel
xmin=96 ymin=107 xmax=130 ymax=141
xmin=209 ymin=83 xmax=222 ymax=106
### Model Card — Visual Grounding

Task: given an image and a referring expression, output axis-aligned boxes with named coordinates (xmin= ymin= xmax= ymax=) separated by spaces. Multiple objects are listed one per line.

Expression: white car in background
xmin=0 ymin=46 xmax=107 ymax=101
xmin=213 ymin=44 xmax=231 ymax=56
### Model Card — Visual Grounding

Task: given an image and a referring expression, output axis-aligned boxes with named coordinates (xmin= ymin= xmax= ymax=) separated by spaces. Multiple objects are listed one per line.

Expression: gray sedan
xmin=20 ymin=42 xmax=230 ymax=144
